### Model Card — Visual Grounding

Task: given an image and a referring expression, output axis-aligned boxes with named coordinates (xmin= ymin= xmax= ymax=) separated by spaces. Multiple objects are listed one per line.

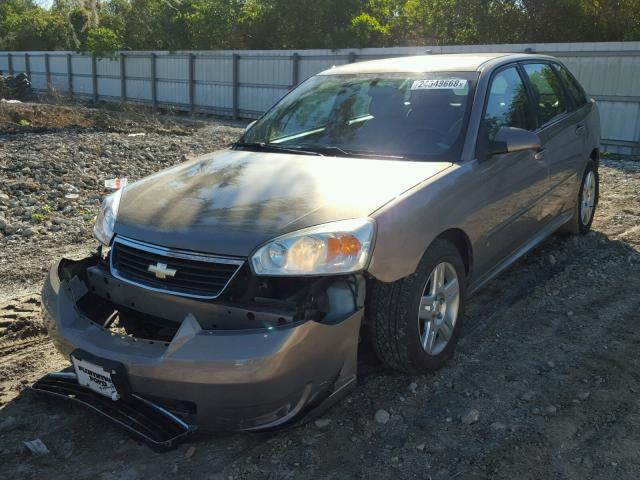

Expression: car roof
xmin=319 ymin=53 xmax=554 ymax=75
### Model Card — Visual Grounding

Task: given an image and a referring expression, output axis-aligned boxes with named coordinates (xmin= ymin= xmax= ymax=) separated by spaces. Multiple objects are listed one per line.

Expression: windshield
xmin=239 ymin=72 xmax=477 ymax=161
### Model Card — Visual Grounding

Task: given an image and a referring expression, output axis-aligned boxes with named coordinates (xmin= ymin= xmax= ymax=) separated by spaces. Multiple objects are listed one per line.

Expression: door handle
xmin=575 ymin=124 xmax=586 ymax=136
xmin=534 ymin=149 xmax=546 ymax=161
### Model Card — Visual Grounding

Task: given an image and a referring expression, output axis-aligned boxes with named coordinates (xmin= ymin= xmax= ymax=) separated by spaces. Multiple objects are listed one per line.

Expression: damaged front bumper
xmin=39 ymin=254 xmax=364 ymax=436
xmin=32 ymin=372 xmax=195 ymax=451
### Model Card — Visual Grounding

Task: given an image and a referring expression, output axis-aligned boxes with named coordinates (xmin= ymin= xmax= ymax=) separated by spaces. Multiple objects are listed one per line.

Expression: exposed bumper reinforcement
xmin=31 ymin=372 xmax=196 ymax=451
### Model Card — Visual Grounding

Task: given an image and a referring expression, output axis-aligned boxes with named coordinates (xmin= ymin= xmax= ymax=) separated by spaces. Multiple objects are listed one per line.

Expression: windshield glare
xmin=241 ymin=72 xmax=477 ymax=161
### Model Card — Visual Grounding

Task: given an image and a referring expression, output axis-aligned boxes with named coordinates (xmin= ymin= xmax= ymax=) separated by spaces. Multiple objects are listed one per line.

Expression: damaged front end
xmin=35 ymin=241 xmax=365 ymax=449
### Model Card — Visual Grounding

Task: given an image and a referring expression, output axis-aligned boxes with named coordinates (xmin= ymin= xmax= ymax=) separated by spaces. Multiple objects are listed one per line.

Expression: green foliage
xmin=86 ymin=26 xmax=122 ymax=56
xmin=32 ymin=204 xmax=55 ymax=222
xmin=0 ymin=0 xmax=639 ymax=53
xmin=350 ymin=13 xmax=390 ymax=48
xmin=0 ymin=1 xmax=72 ymax=51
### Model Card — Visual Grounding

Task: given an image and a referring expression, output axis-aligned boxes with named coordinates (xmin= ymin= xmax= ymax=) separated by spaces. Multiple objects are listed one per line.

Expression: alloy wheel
xmin=418 ymin=262 xmax=460 ymax=356
xmin=580 ymin=170 xmax=596 ymax=225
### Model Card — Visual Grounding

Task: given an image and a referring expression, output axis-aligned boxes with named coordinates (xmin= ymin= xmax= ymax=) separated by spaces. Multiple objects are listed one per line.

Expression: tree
xmin=238 ymin=0 xmax=364 ymax=49
xmin=50 ymin=0 xmax=100 ymax=50
xmin=349 ymin=0 xmax=409 ymax=46
xmin=518 ymin=0 xmax=590 ymax=42
xmin=86 ymin=26 xmax=122 ymax=56
xmin=173 ymin=1 xmax=244 ymax=49
xmin=403 ymin=0 xmax=483 ymax=45
xmin=0 ymin=1 xmax=72 ymax=51
xmin=349 ymin=13 xmax=390 ymax=48
xmin=584 ymin=0 xmax=640 ymax=42
xmin=1 ymin=0 xmax=640 ymax=52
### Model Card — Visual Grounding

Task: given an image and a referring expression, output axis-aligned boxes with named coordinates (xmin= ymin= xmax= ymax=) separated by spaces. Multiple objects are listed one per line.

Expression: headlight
xmin=94 ymin=189 xmax=122 ymax=246
xmin=251 ymin=218 xmax=375 ymax=276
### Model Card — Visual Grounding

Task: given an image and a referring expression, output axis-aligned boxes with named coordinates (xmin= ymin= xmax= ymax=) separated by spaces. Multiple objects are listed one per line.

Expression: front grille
xmin=110 ymin=237 xmax=244 ymax=299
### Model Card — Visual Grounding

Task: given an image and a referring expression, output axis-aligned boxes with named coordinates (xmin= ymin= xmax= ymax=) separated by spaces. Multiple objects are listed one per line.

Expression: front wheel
xmin=367 ymin=239 xmax=466 ymax=373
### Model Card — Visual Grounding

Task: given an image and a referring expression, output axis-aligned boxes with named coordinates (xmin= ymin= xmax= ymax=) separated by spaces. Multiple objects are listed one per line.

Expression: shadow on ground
xmin=2 ymin=228 xmax=639 ymax=480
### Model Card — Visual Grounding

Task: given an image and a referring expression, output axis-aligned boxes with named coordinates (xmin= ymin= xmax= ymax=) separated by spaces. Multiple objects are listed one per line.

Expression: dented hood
xmin=114 ymin=149 xmax=451 ymax=257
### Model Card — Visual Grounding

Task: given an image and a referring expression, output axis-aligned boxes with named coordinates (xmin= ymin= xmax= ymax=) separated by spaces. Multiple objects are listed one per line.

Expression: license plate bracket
xmin=70 ymin=349 xmax=130 ymax=401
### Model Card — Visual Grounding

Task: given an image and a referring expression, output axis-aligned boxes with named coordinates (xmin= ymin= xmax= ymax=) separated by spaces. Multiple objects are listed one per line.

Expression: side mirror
xmin=244 ymin=120 xmax=256 ymax=133
xmin=487 ymin=127 xmax=541 ymax=156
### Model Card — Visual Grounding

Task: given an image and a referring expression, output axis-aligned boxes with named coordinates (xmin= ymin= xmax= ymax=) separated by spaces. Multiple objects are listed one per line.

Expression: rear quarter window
xmin=556 ymin=64 xmax=588 ymax=108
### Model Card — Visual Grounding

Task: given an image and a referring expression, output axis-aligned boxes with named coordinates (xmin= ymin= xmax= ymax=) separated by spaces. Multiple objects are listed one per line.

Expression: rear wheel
xmin=560 ymin=162 xmax=599 ymax=235
xmin=368 ymin=239 xmax=466 ymax=373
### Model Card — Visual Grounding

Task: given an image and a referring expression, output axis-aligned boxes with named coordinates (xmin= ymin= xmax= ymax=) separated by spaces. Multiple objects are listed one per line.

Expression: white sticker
xmin=411 ymin=79 xmax=468 ymax=90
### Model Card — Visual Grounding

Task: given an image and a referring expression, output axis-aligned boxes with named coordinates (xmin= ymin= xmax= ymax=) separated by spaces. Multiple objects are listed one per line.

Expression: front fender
xmin=367 ymin=164 xmax=468 ymax=283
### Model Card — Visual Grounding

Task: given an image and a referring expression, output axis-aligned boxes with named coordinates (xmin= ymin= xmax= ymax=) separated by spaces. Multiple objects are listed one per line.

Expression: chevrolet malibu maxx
xmin=38 ymin=53 xmax=600 ymax=445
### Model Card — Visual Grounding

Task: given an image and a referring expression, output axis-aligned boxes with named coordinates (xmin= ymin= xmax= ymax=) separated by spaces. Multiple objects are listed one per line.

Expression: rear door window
xmin=522 ymin=63 xmax=568 ymax=127
xmin=555 ymin=64 xmax=588 ymax=108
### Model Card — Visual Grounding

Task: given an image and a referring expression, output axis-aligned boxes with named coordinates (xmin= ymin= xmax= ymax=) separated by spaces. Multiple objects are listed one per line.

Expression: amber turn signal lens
xmin=327 ymin=234 xmax=362 ymax=261
xmin=251 ymin=218 xmax=374 ymax=275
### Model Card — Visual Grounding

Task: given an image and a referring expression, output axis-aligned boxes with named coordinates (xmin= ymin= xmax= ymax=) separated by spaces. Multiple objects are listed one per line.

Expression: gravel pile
xmin=0 ymin=103 xmax=244 ymax=292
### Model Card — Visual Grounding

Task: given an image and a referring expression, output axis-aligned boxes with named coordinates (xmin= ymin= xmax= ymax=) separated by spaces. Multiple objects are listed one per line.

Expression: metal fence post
xmin=151 ymin=53 xmax=157 ymax=109
xmin=44 ymin=53 xmax=51 ymax=93
xmin=25 ymin=53 xmax=30 ymax=78
xmin=188 ymin=53 xmax=195 ymax=114
xmin=91 ymin=55 xmax=98 ymax=103
xmin=291 ymin=53 xmax=300 ymax=88
xmin=7 ymin=53 xmax=13 ymax=75
xmin=232 ymin=53 xmax=239 ymax=119
xmin=120 ymin=52 xmax=127 ymax=101
xmin=66 ymin=53 xmax=73 ymax=95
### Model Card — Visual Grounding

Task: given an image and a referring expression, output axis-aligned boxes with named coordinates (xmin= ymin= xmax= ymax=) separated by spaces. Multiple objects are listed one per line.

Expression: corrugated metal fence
xmin=1 ymin=42 xmax=639 ymax=154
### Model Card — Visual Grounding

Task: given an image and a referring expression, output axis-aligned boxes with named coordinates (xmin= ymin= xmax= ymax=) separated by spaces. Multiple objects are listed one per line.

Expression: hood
xmin=114 ymin=149 xmax=451 ymax=257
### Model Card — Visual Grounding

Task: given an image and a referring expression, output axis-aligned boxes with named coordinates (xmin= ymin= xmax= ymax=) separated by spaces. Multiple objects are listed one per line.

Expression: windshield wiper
xmin=234 ymin=142 xmax=323 ymax=156
xmin=305 ymin=146 xmax=406 ymax=160
xmin=235 ymin=142 xmax=406 ymax=160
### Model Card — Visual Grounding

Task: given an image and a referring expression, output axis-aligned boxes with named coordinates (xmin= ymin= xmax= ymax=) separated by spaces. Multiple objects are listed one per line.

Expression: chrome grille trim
xmin=109 ymin=236 xmax=245 ymax=300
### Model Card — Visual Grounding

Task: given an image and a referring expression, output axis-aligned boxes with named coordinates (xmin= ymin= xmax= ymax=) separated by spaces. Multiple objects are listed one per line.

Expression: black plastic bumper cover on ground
xmin=31 ymin=373 xmax=196 ymax=451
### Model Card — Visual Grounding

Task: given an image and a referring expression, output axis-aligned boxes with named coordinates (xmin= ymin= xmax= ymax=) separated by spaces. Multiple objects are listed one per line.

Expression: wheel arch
xmin=433 ymin=228 xmax=473 ymax=281
xmin=366 ymin=226 xmax=474 ymax=285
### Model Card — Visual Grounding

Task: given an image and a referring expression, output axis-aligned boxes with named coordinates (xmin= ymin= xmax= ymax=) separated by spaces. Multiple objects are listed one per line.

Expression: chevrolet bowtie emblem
xmin=147 ymin=262 xmax=177 ymax=279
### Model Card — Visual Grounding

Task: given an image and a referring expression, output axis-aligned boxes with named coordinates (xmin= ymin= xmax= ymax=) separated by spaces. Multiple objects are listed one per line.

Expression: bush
xmin=85 ymin=27 xmax=123 ymax=58
xmin=350 ymin=13 xmax=390 ymax=48
xmin=0 ymin=8 xmax=72 ymax=51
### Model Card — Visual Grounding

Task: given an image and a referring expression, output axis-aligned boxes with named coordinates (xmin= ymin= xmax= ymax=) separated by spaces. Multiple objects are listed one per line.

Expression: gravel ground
xmin=1 ymin=103 xmax=639 ymax=480
xmin=0 ymin=102 xmax=243 ymax=298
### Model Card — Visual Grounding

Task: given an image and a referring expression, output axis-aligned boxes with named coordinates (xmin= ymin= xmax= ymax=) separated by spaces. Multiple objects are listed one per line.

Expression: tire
xmin=559 ymin=161 xmax=599 ymax=235
xmin=367 ymin=239 xmax=466 ymax=373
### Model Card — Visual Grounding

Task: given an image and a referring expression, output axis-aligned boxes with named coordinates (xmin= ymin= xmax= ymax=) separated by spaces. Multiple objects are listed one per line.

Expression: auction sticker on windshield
xmin=71 ymin=356 xmax=120 ymax=401
xmin=411 ymin=79 xmax=467 ymax=90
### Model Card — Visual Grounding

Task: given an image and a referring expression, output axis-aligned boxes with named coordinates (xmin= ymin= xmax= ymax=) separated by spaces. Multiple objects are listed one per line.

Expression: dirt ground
xmin=1 ymin=103 xmax=639 ymax=480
